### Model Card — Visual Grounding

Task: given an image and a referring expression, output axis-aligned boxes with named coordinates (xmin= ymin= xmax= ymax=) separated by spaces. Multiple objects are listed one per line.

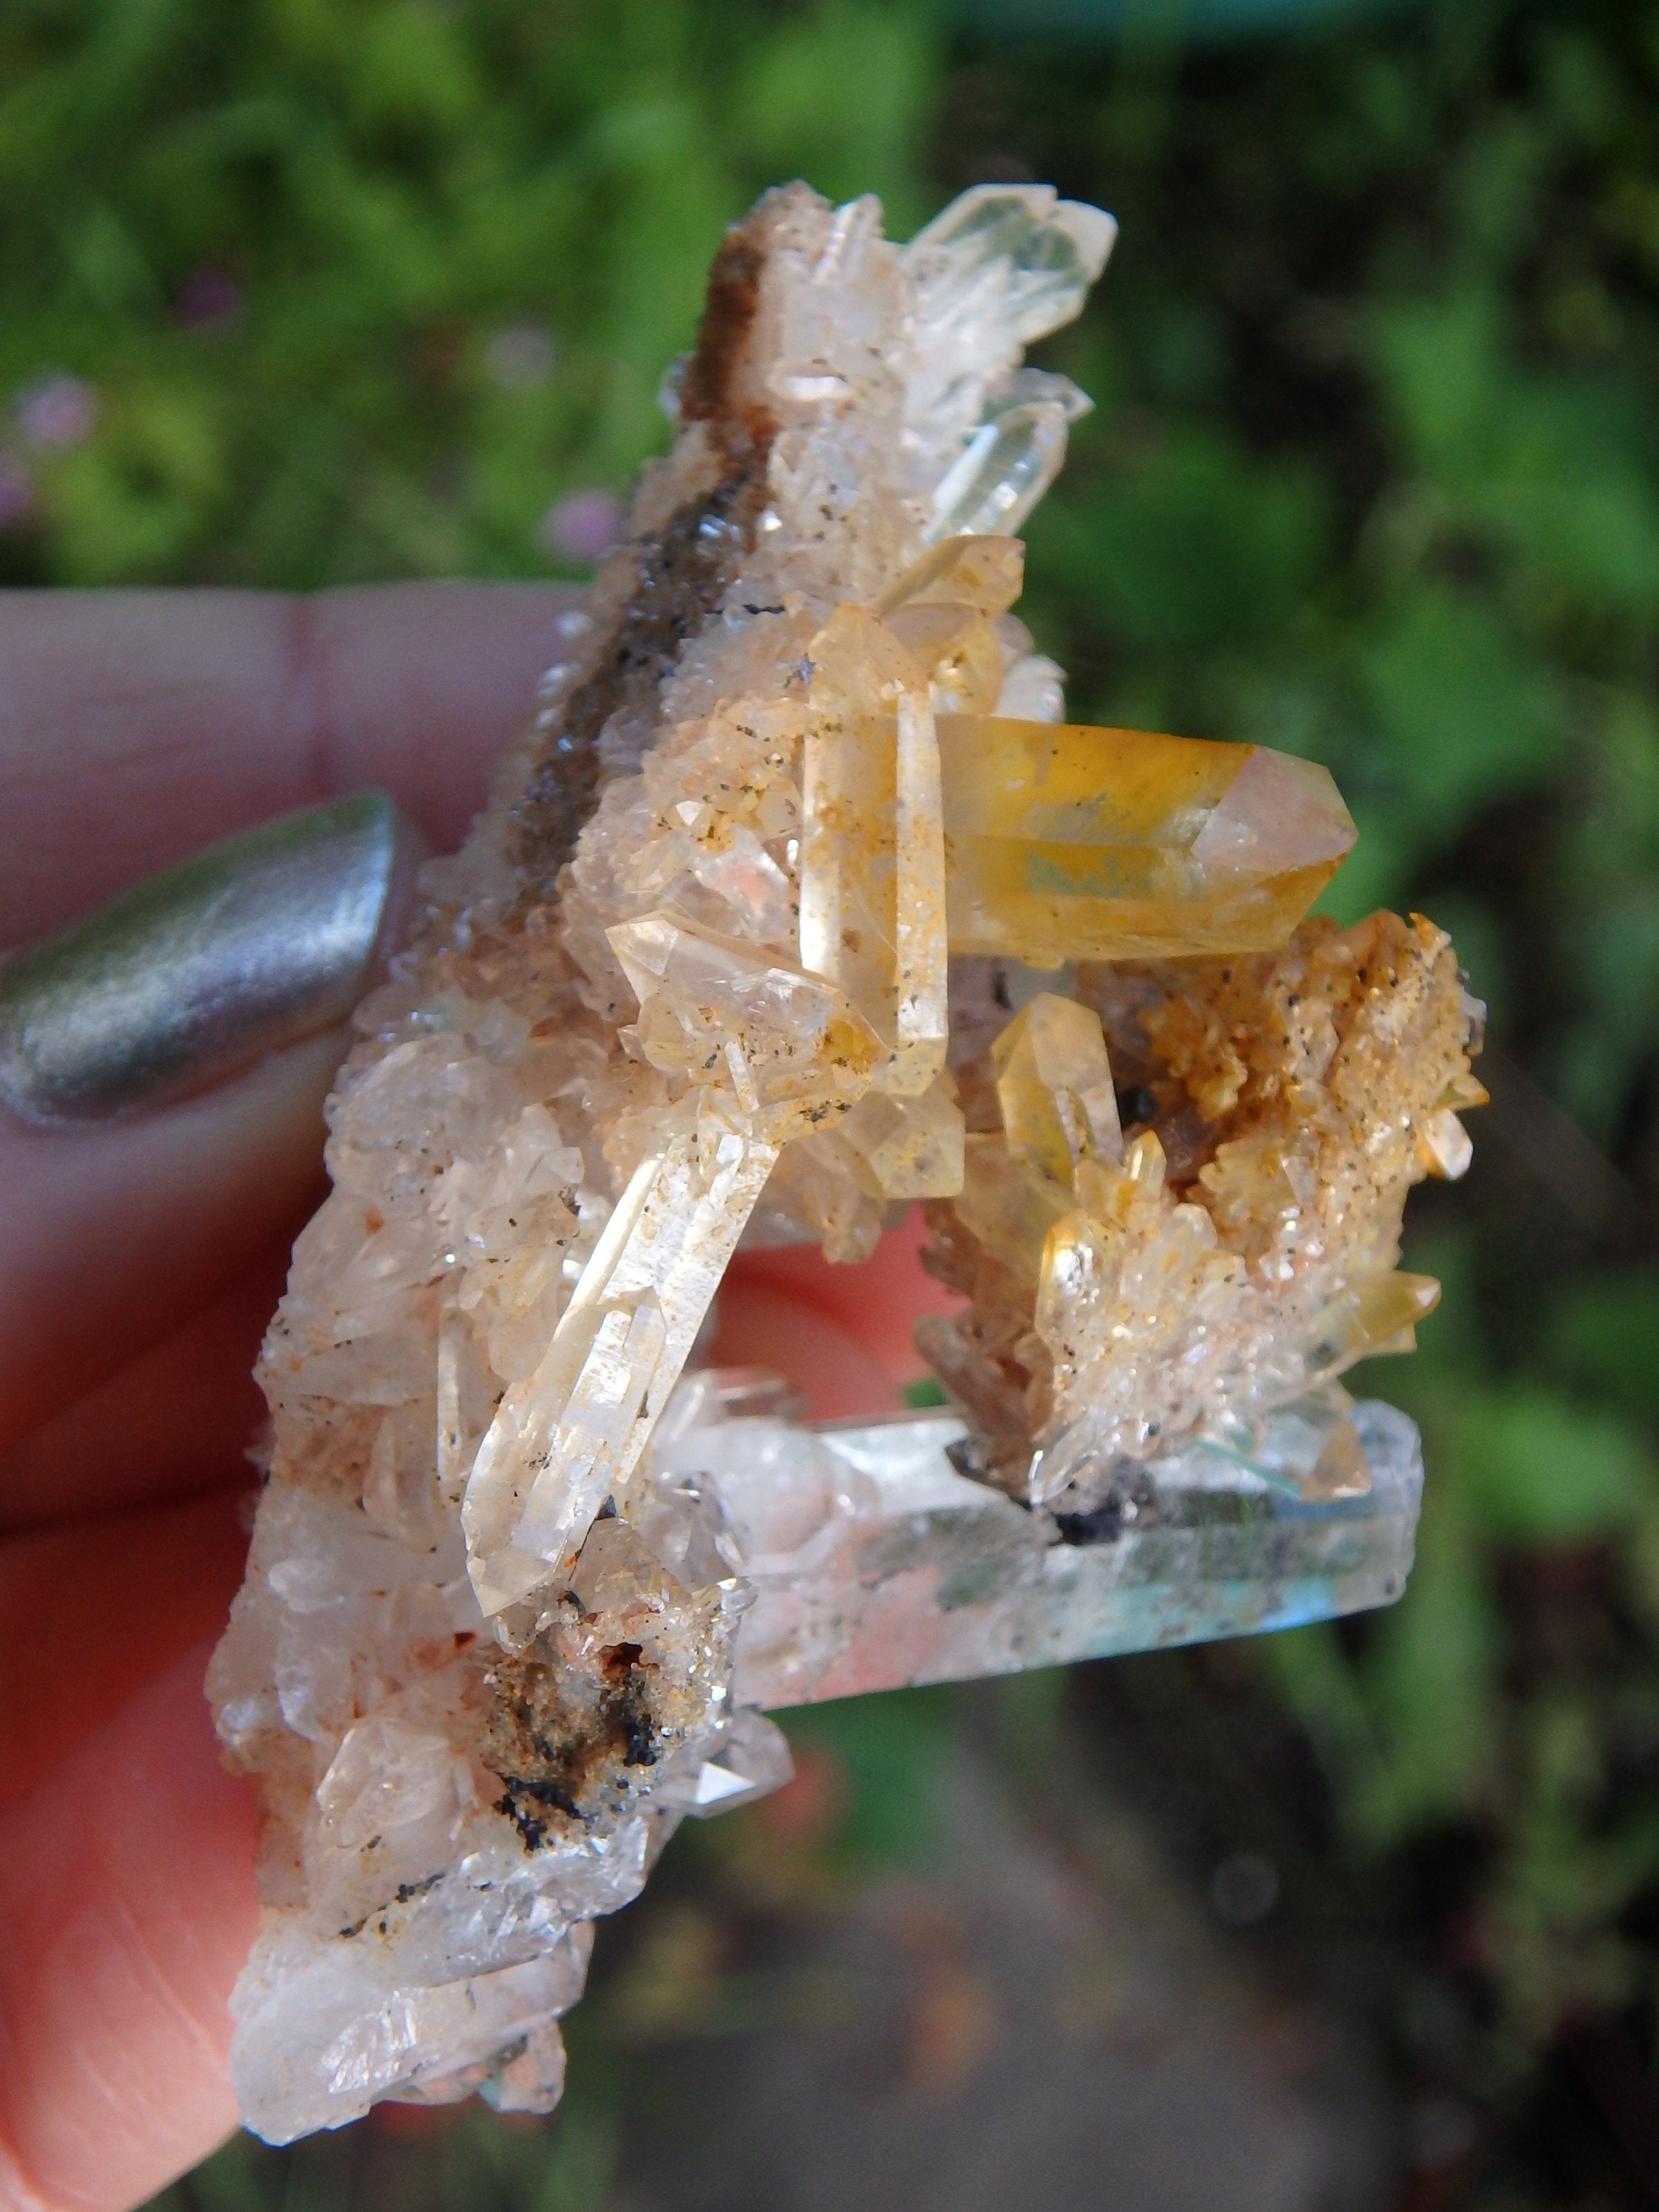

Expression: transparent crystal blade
xmin=649 ymin=1397 xmax=1423 ymax=1708
xmin=798 ymin=608 xmax=948 ymax=1096
xmin=904 ymin=183 xmax=1118 ymax=351
xmin=462 ymin=1108 xmax=778 ymax=1613
xmin=991 ymin=991 xmax=1123 ymax=1181
xmin=926 ymin=400 xmax=1071 ymax=541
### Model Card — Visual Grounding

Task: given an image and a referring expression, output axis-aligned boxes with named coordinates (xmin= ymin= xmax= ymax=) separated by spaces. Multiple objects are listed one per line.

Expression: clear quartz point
xmin=926 ymin=395 xmax=1073 ymax=541
xmin=651 ymin=1388 xmax=1424 ymax=1708
xmin=212 ymin=176 xmax=1479 ymax=2144
xmin=655 ymin=1703 xmax=796 ymax=1815
xmin=925 ymin=366 xmax=1095 ymax=541
xmin=906 ymin=185 xmax=1119 ymax=346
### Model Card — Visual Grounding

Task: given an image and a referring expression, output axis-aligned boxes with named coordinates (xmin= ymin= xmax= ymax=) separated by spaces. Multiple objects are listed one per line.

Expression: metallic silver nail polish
xmin=0 ymin=791 xmax=409 ymax=1123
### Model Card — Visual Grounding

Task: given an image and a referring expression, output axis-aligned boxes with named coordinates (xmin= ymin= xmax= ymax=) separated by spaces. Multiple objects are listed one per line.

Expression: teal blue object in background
xmin=957 ymin=0 xmax=1419 ymax=38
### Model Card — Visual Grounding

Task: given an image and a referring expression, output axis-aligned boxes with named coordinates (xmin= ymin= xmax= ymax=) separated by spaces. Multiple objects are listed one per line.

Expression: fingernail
xmin=0 ymin=791 xmax=417 ymax=1123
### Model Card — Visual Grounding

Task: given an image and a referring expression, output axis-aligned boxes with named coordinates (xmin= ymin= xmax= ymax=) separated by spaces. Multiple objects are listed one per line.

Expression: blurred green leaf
xmin=734 ymin=0 xmax=939 ymax=230
xmin=1349 ymin=1484 xmax=1503 ymax=1844
xmin=1544 ymin=1275 xmax=1659 ymax=1431
xmin=1454 ymin=1387 xmax=1649 ymax=1544
xmin=1360 ymin=585 xmax=1562 ymax=835
xmin=1038 ymin=424 xmax=1329 ymax=658
xmin=780 ymin=1687 xmax=955 ymax=1868
xmin=0 ymin=0 xmax=940 ymax=589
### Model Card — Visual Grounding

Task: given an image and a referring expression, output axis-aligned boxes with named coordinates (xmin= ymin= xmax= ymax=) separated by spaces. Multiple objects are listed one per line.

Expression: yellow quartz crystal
xmin=608 ymin=908 xmax=881 ymax=1127
xmin=838 ymin=1076 xmax=966 ymax=1199
xmin=954 ymin=1132 xmax=1075 ymax=1283
xmin=1309 ymin=1268 xmax=1443 ymax=1372
xmin=923 ymin=911 xmax=1482 ymax=1506
xmin=937 ymin=716 xmax=1357 ymax=964
xmin=991 ymin=991 xmax=1122 ymax=1184
xmin=884 ymin=601 xmax=1006 ymax=715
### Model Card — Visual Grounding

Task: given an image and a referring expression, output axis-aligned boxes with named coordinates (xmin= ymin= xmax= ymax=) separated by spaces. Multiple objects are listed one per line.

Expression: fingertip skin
xmin=0 ymin=1253 xmax=283 ymax=1535
xmin=0 ymin=1031 xmax=337 ymax=1450
xmin=0 ymin=582 xmax=583 ymax=948
xmin=0 ymin=1645 xmax=259 ymax=2212
xmin=722 ymin=1206 xmax=965 ymax=1409
xmin=0 ymin=1490 xmax=252 ymax=1812
xmin=710 ymin=1278 xmax=901 ymax=1420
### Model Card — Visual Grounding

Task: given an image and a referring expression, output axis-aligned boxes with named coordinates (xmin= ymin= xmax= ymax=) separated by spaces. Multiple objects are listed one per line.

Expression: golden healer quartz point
xmin=937 ymin=715 xmax=1358 ymax=964
xmin=211 ymin=176 xmax=1476 ymax=2147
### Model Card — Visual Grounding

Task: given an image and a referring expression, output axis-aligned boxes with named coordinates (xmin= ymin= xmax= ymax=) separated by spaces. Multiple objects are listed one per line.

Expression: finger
xmin=0 ymin=581 xmax=578 ymax=947
xmin=1 ymin=1208 xmax=966 ymax=1520
xmin=0 ymin=1031 xmax=332 ymax=1452
xmin=0 ymin=1488 xmax=249 ymax=1812
xmin=0 ymin=1644 xmax=256 ymax=2212
xmin=709 ymin=1280 xmax=902 ymax=1421
xmin=720 ymin=1208 xmax=964 ymax=1414
xmin=0 ymin=1243 xmax=283 ymax=1535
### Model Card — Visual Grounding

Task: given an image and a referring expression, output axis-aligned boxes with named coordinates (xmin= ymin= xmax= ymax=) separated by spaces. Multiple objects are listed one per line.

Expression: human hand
xmin=0 ymin=585 xmax=950 ymax=2212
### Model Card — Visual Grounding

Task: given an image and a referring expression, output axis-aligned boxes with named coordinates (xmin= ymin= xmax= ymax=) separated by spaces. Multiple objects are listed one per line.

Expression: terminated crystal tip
xmin=211 ymin=178 xmax=1478 ymax=2141
xmin=938 ymin=718 xmax=1358 ymax=963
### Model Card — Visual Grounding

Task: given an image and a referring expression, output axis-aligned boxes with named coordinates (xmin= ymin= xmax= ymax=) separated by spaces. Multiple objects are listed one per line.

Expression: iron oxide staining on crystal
xmin=507 ymin=209 xmax=782 ymax=888
xmin=211 ymin=176 xmax=1476 ymax=2141
xmin=480 ymin=1518 xmax=740 ymax=1848
xmin=921 ymin=912 xmax=1481 ymax=1512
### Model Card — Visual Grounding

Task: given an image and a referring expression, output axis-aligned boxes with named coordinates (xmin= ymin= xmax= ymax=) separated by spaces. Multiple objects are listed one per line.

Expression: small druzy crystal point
xmin=212 ymin=180 xmax=1480 ymax=2141
xmin=991 ymin=993 xmax=1123 ymax=1181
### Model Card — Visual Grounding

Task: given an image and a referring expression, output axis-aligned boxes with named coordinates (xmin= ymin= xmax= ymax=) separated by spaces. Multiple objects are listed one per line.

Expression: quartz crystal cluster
xmin=210 ymin=180 xmax=1482 ymax=2141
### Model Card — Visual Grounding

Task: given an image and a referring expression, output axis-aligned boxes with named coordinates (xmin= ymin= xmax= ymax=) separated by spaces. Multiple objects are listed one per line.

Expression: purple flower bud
xmin=174 ymin=265 xmax=243 ymax=329
xmin=539 ymin=489 xmax=624 ymax=564
xmin=15 ymin=375 xmax=100 ymax=451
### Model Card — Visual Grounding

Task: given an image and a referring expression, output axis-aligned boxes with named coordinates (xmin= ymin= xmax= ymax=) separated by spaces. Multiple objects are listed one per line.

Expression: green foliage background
xmin=9 ymin=0 xmax=1658 ymax=2202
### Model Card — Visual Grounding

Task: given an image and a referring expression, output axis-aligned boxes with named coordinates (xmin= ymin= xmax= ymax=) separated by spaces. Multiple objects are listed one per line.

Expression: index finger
xmin=0 ymin=581 xmax=580 ymax=946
